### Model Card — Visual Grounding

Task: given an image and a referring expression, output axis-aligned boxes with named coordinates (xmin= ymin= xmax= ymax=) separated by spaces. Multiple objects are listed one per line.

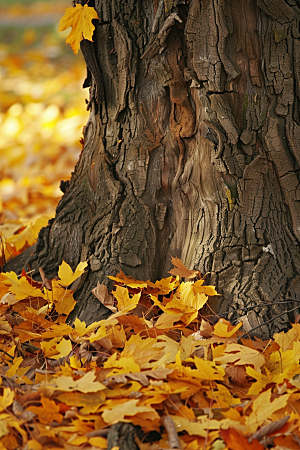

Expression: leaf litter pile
xmin=1 ymin=3 xmax=300 ymax=450
xmin=0 ymin=256 xmax=299 ymax=450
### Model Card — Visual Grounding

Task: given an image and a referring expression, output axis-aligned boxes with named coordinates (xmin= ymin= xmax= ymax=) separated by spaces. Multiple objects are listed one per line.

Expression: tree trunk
xmin=30 ymin=0 xmax=300 ymax=336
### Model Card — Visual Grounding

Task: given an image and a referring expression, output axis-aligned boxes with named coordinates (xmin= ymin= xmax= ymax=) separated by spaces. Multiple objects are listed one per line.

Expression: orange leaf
xmin=168 ymin=256 xmax=200 ymax=279
xmin=220 ymin=428 xmax=264 ymax=450
xmin=27 ymin=396 xmax=63 ymax=424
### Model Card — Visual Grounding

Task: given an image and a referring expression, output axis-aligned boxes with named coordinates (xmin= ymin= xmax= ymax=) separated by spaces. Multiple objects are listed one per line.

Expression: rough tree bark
xmin=24 ymin=0 xmax=300 ymax=336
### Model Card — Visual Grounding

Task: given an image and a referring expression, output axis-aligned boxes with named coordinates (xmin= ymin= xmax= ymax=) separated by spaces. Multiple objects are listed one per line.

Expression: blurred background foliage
xmin=0 ymin=0 xmax=89 ymax=263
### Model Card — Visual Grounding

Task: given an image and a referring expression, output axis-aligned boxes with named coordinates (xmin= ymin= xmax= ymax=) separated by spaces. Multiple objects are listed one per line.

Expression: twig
xmin=208 ymin=300 xmax=300 ymax=320
xmin=162 ymin=416 xmax=181 ymax=449
xmin=241 ymin=305 xmax=300 ymax=339
xmin=39 ymin=266 xmax=52 ymax=291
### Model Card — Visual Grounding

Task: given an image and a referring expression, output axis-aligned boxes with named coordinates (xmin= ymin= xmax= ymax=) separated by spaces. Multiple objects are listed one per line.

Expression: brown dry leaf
xmin=220 ymin=428 xmax=264 ymax=450
xmin=250 ymin=415 xmax=290 ymax=442
xmin=225 ymin=365 xmax=248 ymax=387
xmin=168 ymin=256 xmax=200 ymax=279
xmin=92 ymin=282 xmax=116 ymax=312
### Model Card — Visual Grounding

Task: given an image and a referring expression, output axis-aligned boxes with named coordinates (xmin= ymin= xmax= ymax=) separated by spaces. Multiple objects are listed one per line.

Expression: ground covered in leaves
xmin=0 ymin=258 xmax=300 ymax=450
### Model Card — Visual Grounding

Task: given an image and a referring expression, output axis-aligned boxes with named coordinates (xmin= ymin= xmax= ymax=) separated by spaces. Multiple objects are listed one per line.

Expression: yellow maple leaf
xmin=163 ymin=281 xmax=208 ymax=324
xmin=102 ymin=398 xmax=154 ymax=424
xmin=104 ymin=354 xmax=140 ymax=374
xmin=0 ymin=412 xmax=27 ymax=440
xmin=155 ymin=312 xmax=183 ymax=329
xmin=123 ymin=335 xmax=162 ymax=368
xmin=246 ymin=366 xmax=271 ymax=396
xmin=171 ymin=415 xmax=221 ymax=438
xmin=47 ymin=371 xmax=105 ymax=393
xmin=41 ymin=337 xmax=72 ymax=360
xmin=72 ymin=317 xmax=104 ymax=337
xmin=194 ymin=356 xmax=225 ymax=381
xmin=112 ymin=285 xmax=141 ymax=312
xmin=58 ymin=260 xmax=87 ymax=287
xmin=9 ymin=276 xmax=43 ymax=300
xmin=269 ymin=342 xmax=300 ymax=383
xmin=245 ymin=388 xmax=289 ymax=432
xmin=213 ymin=319 xmax=243 ymax=337
xmin=58 ymin=4 xmax=99 ymax=55
xmin=206 ymin=383 xmax=240 ymax=408
xmin=40 ymin=323 xmax=74 ymax=339
xmin=214 ymin=343 xmax=265 ymax=372
xmin=193 ymin=279 xmax=219 ymax=297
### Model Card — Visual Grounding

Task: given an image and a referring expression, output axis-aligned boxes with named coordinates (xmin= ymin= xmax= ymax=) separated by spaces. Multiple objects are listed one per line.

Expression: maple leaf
xmin=8 ymin=276 xmax=43 ymax=301
xmin=57 ymin=391 xmax=105 ymax=414
xmin=0 ymin=413 xmax=27 ymax=441
xmin=104 ymin=353 xmax=140 ymax=374
xmin=220 ymin=428 xmax=264 ymax=450
xmin=123 ymin=334 xmax=162 ymax=368
xmin=193 ymin=356 xmax=225 ymax=380
xmin=213 ymin=318 xmax=243 ymax=337
xmin=214 ymin=343 xmax=265 ymax=372
xmin=27 ymin=396 xmax=63 ymax=425
xmin=168 ymin=256 xmax=200 ymax=279
xmin=58 ymin=260 xmax=87 ymax=287
xmin=6 ymin=356 xmax=23 ymax=377
xmin=171 ymin=415 xmax=221 ymax=438
xmin=206 ymin=383 xmax=241 ymax=408
xmin=58 ymin=4 xmax=99 ymax=55
xmin=92 ymin=282 xmax=117 ymax=312
xmin=41 ymin=337 xmax=72 ymax=360
xmin=101 ymin=398 xmax=155 ymax=424
xmin=47 ymin=371 xmax=105 ymax=393
xmin=245 ymin=388 xmax=289 ymax=432
xmin=163 ymin=281 xmax=208 ymax=325
xmin=246 ymin=366 xmax=272 ymax=396
xmin=112 ymin=285 xmax=141 ymax=312
xmin=269 ymin=342 xmax=300 ymax=383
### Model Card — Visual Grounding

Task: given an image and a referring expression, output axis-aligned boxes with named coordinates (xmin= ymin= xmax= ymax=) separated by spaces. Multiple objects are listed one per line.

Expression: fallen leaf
xmin=47 ymin=371 xmax=106 ymax=393
xmin=58 ymin=260 xmax=88 ymax=287
xmin=245 ymin=388 xmax=289 ymax=432
xmin=220 ymin=428 xmax=264 ymax=450
xmin=101 ymin=398 xmax=155 ymax=424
